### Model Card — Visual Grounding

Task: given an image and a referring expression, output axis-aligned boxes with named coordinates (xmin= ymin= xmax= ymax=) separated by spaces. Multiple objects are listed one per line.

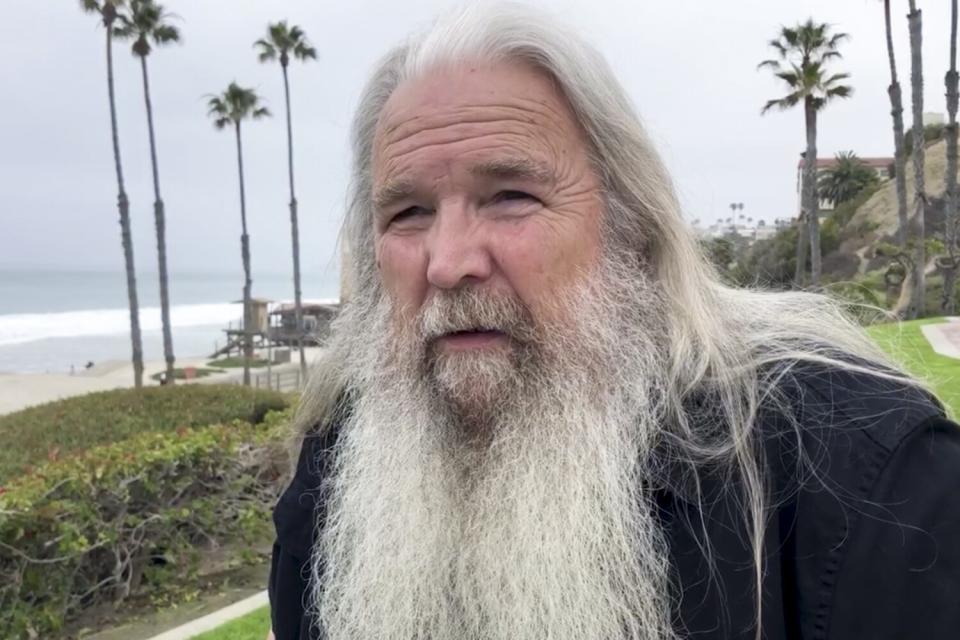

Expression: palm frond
xmin=827 ymin=32 xmax=850 ymax=49
xmin=782 ymin=26 xmax=800 ymax=48
xmin=822 ymin=71 xmax=851 ymax=86
xmin=114 ymin=0 xmax=180 ymax=56
xmin=270 ymin=21 xmax=289 ymax=45
xmin=206 ymin=96 xmax=228 ymax=116
xmin=760 ymin=18 xmax=851 ymax=117
xmin=774 ymin=70 xmax=800 ymax=86
xmin=258 ymin=21 xmax=316 ymax=64
xmin=767 ymin=38 xmax=788 ymax=58
xmin=293 ymin=42 xmax=317 ymax=60
xmin=762 ymin=93 xmax=802 ymax=114
xmin=825 ymin=85 xmax=853 ymax=99
xmin=207 ymin=83 xmax=270 ymax=128
xmin=153 ymin=23 xmax=180 ymax=44
xmin=113 ymin=16 xmax=135 ymax=38
xmin=255 ymin=39 xmax=278 ymax=62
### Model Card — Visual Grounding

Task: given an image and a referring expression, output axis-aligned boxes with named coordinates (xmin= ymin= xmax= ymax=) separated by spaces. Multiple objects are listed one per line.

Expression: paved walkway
xmin=144 ymin=590 xmax=269 ymax=640
xmin=921 ymin=317 xmax=960 ymax=359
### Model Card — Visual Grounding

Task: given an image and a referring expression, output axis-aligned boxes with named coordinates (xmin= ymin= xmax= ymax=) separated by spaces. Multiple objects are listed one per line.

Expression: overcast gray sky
xmin=0 ymin=0 xmax=952 ymax=278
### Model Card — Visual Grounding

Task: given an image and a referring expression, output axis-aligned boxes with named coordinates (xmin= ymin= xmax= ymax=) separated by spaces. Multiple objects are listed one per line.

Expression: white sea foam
xmin=0 ymin=303 xmax=245 ymax=347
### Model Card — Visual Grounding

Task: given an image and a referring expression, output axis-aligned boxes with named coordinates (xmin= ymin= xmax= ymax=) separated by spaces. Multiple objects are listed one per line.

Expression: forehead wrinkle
xmin=376 ymin=133 xmax=557 ymax=194
xmin=377 ymin=101 xmax=572 ymax=159
xmin=380 ymin=96 xmax=569 ymax=140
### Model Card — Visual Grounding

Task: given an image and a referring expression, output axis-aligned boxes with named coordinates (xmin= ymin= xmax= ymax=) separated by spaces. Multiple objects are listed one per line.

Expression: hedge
xmin=0 ymin=385 xmax=291 ymax=481
xmin=0 ymin=409 xmax=293 ymax=639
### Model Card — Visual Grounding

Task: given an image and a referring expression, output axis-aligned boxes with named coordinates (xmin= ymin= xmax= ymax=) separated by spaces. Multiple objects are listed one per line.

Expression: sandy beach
xmin=0 ymin=347 xmax=325 ymax=416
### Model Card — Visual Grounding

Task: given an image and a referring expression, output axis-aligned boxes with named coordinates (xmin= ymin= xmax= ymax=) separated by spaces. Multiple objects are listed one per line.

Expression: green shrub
xmin=0 ymin=385 xmax=290 ymax=482
xmin=149 ymin=367 xmax=224 ymax=382
xmin=206 ymin=357 xmax=270 ymax=369
xmin=0 ymin=414 xmax=291 ymax=639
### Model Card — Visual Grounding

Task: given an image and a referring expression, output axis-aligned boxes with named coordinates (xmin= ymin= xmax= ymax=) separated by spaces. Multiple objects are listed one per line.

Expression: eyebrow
xmin=372 ymin=157 xmax=554 ymax=212
xmin=373 ymin=178 xmax=416 ymax=212
xmin=469 ymin=157 xmax=554 ymax=184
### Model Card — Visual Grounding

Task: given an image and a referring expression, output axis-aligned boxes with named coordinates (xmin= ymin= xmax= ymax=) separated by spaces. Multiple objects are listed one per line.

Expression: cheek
xmin=376 ymin=235 xmax=428 ymax=309
xmin=493 ymin=214 xmax=601 ymax=307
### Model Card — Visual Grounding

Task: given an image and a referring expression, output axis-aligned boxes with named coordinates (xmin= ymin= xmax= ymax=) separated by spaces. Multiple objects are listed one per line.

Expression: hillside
xmin=836 ymin=138 xmax=952 ymax=275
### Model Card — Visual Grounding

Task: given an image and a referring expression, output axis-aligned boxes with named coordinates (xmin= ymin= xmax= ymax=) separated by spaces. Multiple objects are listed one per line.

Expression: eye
xmin=389 ymin=206 xmax=431 ymax=226
xmin=490 ymin=190 xmax=538 ymax=204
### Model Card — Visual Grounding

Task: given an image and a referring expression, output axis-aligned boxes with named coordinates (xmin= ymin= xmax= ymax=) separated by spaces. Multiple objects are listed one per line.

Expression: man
xmin=269 ymin=5 xmax=960 ymax=639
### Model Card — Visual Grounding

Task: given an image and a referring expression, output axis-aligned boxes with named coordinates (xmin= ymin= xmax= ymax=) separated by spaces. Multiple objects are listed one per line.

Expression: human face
xmin=372 ymin=60 xmax=605 ymax=355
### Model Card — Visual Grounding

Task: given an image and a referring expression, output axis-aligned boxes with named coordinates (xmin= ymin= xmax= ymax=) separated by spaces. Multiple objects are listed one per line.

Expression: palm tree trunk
xmin=282 ymin=63 xmax=306 ymax=379
xmin=106 ymin=22 xmax=144 ymax=388
xmin=908 ymin=1 xmax=926 ymax=319
xmin=803 ymin=100 xmax=821 ymax=286
xmin=945 ymin=0 xmax=959 ymax=314
xmin=235 ymin=121 xmax=253 ymax=386
xmin=794 ymin=211 xmax=807 ymax=287
xmin=140 ymin=55 xmax=176 ymax=384
xmin=885 ymin=0 xmax=910 ymax=248
xmin=943 ymin=262 xmax=959 ymax=314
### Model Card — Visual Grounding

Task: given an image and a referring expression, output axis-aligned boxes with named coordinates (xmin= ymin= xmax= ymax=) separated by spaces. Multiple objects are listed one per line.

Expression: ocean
xmin=0 ymin=268 xmax=340 ymax=373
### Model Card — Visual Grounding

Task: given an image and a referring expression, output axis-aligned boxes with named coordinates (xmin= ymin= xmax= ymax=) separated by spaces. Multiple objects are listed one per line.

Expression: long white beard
xmin=310 ymin=256 xmax=678 ymax=640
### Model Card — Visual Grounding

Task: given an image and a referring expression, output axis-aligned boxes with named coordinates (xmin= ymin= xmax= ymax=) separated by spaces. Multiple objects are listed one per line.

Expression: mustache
xmin=417 ymin=288 xmax=538 ymax=344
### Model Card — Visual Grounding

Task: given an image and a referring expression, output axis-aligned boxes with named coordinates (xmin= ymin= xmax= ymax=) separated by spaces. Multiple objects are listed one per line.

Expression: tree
xmin=760 ymin=19 xmax=853 ymax=288
xmin=942 ymin=0 xmax=960 ymax=313
xmin=255 ymin=21 xmax=317 ymax=380
xmin=207 ymin=83 xmax=271 ymax=386
xmin=115 ymin=0 xmax=181 ymax=384
xmin=905 ymin=1 xmax=927 ymax=319
xmin=80 ymin=0 xmax=144 ymax=388
xmin=883 ymin=0 xmax=910 ymax=249
xmin=816 ymin=151 xmax=880 ymax=206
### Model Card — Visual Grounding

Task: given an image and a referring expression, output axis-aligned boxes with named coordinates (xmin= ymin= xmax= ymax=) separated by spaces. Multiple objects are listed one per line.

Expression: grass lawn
xmin=192 ymin=605 xmax=271 ymax=640
xmin=866 ymin=317 xmax=960 ymax=416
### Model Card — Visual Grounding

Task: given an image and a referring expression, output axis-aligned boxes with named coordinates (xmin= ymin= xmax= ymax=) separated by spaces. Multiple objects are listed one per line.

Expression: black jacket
xmin=269 ymin=365 xmax=960 ymax=639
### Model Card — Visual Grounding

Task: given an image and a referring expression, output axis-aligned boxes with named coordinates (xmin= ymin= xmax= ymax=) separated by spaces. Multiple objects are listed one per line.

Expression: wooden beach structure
xmin=211 ymin=298 xmax=339 ymax=360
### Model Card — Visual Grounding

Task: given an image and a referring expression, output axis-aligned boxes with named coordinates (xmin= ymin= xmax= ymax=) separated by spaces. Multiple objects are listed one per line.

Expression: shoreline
xmin=0 ymin=347 xmax=324 ymax=416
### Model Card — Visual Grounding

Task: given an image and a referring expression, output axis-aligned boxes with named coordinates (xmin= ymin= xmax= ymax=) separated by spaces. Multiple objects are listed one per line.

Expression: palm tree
xmin=207 ymin=83 xmax=270 ymax=386
xmin=817 ymin=151 xmax=880 ymax=206
xmin=760 ymin=19 xmax=853 ymax=287
xmin=80 ymin=0 xmax=144 ymax=388
xmin=115 ymin=0 xmax=180 ymax=384
xmin=255 ymin=21 xmax=317 ymax=380
xmin=944 ymin=0 xmax=959 ymax=313
xmin=882 ymin=0 xmax=910 ymax=248
xmin=905 ymin=0 xmax=927 ymax=319
xmin=794 ymin=211 xmax=807 ymax=286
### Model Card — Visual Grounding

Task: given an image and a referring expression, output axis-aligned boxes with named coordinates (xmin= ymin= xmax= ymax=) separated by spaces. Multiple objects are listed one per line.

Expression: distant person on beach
xmin=268 ymin=5 xmax=960 ymax=640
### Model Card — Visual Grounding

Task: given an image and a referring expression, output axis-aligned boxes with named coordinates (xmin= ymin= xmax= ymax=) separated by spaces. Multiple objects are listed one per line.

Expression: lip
xmin=435 ymin=329 xmax=507 ymax=351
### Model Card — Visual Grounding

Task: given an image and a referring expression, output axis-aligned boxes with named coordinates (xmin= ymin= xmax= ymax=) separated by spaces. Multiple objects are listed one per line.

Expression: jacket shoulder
xmin=768 ymin=361 xmax=953 ymax=639
xmin=775 ymin=359 xmax=944 ymax=453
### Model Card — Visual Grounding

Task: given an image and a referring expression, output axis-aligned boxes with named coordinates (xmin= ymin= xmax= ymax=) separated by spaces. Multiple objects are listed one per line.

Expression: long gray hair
xmin=296 ymin=2 xmax=921 ymax=634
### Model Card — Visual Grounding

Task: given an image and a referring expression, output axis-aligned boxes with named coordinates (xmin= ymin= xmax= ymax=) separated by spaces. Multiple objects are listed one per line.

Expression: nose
xmin=425 ymin=202 xmax=493 ymax=290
